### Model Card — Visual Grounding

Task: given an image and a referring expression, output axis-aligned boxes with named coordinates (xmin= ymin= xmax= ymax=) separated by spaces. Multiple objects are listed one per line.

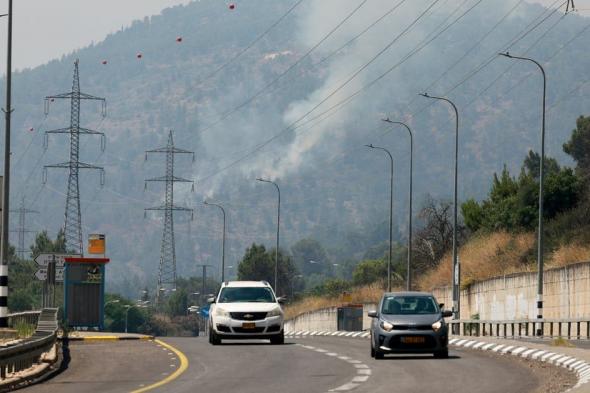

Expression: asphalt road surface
xmin=24 ymin=336 xmax=545 ymax=393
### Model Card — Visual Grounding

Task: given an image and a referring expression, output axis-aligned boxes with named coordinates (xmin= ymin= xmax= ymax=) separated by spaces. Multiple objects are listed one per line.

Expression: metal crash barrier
xmin=0 ymin=308 xmax=58 ymax=380
xmin=448 ymin=318 xmax=590 ymax=339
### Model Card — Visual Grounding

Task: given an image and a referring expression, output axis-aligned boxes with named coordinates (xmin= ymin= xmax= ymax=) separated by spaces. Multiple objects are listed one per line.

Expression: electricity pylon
xmin=10 ymin=197 xmax=38 ymax=259
xmin=43 ymin=59 xmax=106 ymax=255
xmin=145 ymin=130 xmax=194 ymax=300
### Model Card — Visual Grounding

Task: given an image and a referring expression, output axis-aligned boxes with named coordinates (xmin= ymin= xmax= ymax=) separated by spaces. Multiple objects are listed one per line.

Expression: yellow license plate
xmin=401 ymin=336 xmax=425 ymax=344
xmin=242 ymin=322 xmax=256 ymax=329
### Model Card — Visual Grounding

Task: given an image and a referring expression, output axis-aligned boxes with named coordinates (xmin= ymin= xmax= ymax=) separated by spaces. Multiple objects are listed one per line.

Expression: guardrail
xmin=7 ymin=311 xmax=41 ymax=328
xmin=448 ymin=318 xmax=590 ymax=339
xmin=0 ymin=308 xmax=58 ymax=380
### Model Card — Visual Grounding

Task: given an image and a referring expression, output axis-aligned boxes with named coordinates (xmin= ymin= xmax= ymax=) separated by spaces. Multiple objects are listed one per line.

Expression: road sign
xmin=34 ymin=267 xmax=64 ymax=282
xmin=34 ymin=253 xmax=79 ymax=267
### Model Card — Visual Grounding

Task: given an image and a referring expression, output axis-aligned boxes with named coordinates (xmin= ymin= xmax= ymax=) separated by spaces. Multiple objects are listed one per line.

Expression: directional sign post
xmin=34 ymin=253 xmax=79 ymax=268
xmin=34 ymin=267 xmax=64 ymax=282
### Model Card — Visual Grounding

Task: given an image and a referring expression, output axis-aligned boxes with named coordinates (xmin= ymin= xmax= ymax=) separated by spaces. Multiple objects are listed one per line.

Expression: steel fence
xmin=449 ymin=318 xmax=590 ymax=339
xmin=0 ymin=308 xmax=58 ymax=380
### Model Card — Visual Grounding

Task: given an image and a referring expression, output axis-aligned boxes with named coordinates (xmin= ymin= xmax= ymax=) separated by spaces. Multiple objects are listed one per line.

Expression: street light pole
xmin=0 ymin=1 xmax=13 ymax=328
xmin=419 ymin=92 xmax=460 ymax=320
xmin=256 ymin=178 xmax=280 ymax=293
xmin=204 ymin=201 xmax=226 ymax=282
xmin=499 ymin=52 xmax=546 ymax=335
xmin=365 ymin=144 xmax=394 ymax=292
xmin=382 ymin=119 xmax=413 ymax=291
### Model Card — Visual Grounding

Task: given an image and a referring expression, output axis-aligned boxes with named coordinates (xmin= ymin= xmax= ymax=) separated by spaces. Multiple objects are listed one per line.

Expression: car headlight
xmin=432 ymin=320 xmax=443 ymax=332
xmin=214 ymin=307 xmax=230 ymax=318
xmin=267 ymin=307 xmax=283 ymax=318
xmin=380 ymin=320 xmax=394 ymax=332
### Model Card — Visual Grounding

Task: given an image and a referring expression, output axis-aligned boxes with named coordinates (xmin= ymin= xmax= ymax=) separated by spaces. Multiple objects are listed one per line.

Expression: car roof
xmin=382 ymin=291 xmax=435 ymax=297
xmin=221 ymin=281 xmax=271 ymax=288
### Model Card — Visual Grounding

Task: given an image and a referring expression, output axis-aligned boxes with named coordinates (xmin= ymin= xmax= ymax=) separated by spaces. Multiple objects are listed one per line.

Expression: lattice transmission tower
xmin=43 ymin=60 xmax=106 ymax=255
xmin=10 ymin=198 xmax=39 ymax=259
xmin=145 ymin=131 xmax=194 ymax=296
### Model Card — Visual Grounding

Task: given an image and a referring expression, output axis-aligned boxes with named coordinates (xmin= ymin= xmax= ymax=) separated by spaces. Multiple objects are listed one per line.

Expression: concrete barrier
xmin=433 ymin=260 xmax=590 ymax=320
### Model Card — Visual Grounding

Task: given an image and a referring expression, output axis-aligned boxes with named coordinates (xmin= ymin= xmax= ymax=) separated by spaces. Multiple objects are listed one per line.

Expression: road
xmin=25 ymin=336 xmax=547 ymax=393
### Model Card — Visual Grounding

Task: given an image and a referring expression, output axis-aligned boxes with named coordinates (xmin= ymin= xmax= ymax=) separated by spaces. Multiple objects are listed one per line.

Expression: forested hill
xmin=2 ymin=0 xmax=589 ymax=297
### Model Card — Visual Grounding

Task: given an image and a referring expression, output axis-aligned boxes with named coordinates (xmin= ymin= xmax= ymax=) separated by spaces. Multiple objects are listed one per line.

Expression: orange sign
xmin=88 ymin=234 xmax=106 ymax=255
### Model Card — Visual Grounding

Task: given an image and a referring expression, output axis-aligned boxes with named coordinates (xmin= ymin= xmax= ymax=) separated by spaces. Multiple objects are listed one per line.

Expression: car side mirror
xmin=368 ymin=310 xmax=379 ymax=318
xmin=439 ymin=303 xmax=445 ymax=309
xmin=207 ymin=297 xmax=216 ymax=304
xmin=442 ymin=310 xmax=453 ymax=318
xmin=277 ymin=296 xmax=286 ymax=304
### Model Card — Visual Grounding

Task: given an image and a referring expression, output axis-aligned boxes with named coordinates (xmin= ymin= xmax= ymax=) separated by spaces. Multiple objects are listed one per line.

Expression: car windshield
xmin=381 ymin=296 xmax=439 ymax=315
xmin=218 ymin=287 xmax=276 ymax=303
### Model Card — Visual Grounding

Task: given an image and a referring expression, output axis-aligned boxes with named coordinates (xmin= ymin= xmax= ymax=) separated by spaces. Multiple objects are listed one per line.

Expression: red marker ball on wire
xmin=101 ymin=60 xmax=108 ymax=65
xmin=229 ymin=3 xmax=235 ymax=10
xmin=137 ymin=53 xmax=143 ymax=59
xmin=176 ymin=36 xmax=182 ymax=43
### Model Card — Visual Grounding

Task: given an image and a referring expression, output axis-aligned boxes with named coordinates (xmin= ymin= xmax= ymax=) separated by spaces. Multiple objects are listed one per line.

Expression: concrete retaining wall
xmin=285 ymin=304 xmax=378 ymax=332
xmin=433 ymin=261 xmax=590 ymax=320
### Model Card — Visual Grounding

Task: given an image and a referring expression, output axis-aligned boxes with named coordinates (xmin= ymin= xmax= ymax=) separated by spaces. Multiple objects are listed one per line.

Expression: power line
xmin=194 ymin=0 xmax=305 ymax=87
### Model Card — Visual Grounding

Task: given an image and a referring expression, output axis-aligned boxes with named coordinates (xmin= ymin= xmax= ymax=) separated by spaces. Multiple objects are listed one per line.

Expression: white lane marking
xmin=338 ymin=332 xmax=347 ymax=337
xmin=310 ymin=331 xmax=318 ymax=336
xmin=296 ymin=339 xmax=371 ymax=392
xmin=449 ymin=338 xmax=459 ymax=344
xmin=500 ymin=346 xmax=515 ymax=354
xmin=361 ymin=332 xmax=370 ymax=338
xmin=464 ymin=341 xmax=477 ymax=348
xmin=352 ymin=332 xmax=362 ymax=337
xmin=472 ymin=342 xmax=486 ymax=349
xmin=329 ymin=383 xmax=359 ymax=391
xmin=520 ymin=349 xmax=536 ymax=358
xmin=455 ymin=339 xmax=467 ymax=346
xmin=491 ymin=345 xmax=505 ymax=352
xmin=482 ymin=343 xmax=496 ymax=350
xmin=331 ymin=331 xmax=340 ymax=336
xmin=541 ymin=352 xmax=556 ymax=362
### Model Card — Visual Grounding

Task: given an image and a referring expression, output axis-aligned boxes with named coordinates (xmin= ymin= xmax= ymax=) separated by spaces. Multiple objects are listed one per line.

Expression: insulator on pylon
xmin=191 ymin=183 xmax=195 ymax=192
xmin=43 ymin=133 xmax=49 ymax=151
xmin=144 ymin=182 xmax=147 ymax=191
xmin=42 ymin=168 xmax=48 ymax=184
xmin=100 ymin=169 xmax=105 ymax=187
xmin=101 ymin=135 xmax=106 ymax=152
xmin=101 ymin=101 xmax=107 ymax=118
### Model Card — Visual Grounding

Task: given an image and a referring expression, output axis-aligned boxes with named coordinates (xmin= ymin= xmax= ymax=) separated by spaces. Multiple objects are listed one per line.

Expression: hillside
xmin=1 ymin=0 xmax=589 ymax=297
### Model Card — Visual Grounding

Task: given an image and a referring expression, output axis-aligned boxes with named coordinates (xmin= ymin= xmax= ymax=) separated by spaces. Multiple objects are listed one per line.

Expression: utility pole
xmin=419 ymin=92 xmax=460 ymax=322
xmin=145 ymin=130 xmax=194 ymax=302
xmin=256 ymin=178 xmax=280 ymax=293
xmin=365 ymin=144 xmax=394 ymax=292
xmin=204 ymin=201 xmax=226 ymax=282
xmin=0 ymin=1 xmax=13 ymax=329
xmin=10 ymin=197 xmax=38 ymax=259
xmin=196 ymin=264 xmax=212 ymax=305
xmin=499 ymin=52 xmax=547 ymax=336
xmin=44 ymin=60 xmax=107 ymax=255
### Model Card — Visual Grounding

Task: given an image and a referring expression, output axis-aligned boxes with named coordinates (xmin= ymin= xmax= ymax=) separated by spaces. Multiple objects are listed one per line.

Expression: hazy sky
xmin=0 ymin=0 xmax=586 ymax=71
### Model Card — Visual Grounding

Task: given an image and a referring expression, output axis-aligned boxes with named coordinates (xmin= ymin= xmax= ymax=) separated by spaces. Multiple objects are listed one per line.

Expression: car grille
xmin=230 ymin=312 xmax=267 ymax=321
xmin=233 ymin=327 xmax=266 ymax=334
xmin=394 ymin=325 xmax=432 ymax=331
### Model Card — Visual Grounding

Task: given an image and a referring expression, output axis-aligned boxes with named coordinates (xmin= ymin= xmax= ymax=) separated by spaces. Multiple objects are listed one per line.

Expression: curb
xmin=0 ymin=344 xmax=58 ymax=393
xmin=285 ymin=331 xmax=590 ymax=391
xmin=63 ymin=335 xmax=155 ymax=342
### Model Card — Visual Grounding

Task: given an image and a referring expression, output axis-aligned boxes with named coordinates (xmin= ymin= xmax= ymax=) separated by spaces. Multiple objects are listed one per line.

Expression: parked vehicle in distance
xmin=208 ymin=281 xmax=285 ymax=345
xmin=368 ymin=291 xmax=453 ymax=359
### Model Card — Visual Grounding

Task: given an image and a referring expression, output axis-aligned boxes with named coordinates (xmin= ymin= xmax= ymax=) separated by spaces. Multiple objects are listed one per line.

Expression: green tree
xmin=166 ymin=288 xmax=189 ymax=317
xmin=237 ymin=243 xmax=298 ymax=297
xmin=30 ymin=229 xmax=66 ymax=257
xmin=352 ymin=259 xmax=386 ymax=286
xmin=563 ymin=115 xmax=590 ymax=184
xmin=291 ymin=238 xmax=329 ymax=276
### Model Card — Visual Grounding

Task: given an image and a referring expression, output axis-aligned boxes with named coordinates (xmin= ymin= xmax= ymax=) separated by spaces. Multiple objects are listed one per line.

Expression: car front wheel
xmin=434 ymin=349 xmax=448 ymax=359
xmin=270 ymin=331 xmax=284 ymax=345
xmin=209 ymin=327 xmax=221 ymax=345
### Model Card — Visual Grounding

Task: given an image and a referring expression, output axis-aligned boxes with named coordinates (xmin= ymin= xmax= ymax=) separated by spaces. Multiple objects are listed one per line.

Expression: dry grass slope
xmin=284 ymin=283 xmax=387 ymax=320
xmin=418 ymin=231 xmax=590 ymax=290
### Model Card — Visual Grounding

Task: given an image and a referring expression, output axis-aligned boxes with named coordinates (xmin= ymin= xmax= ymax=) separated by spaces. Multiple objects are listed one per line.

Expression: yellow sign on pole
xmin=88 ymin=234 xmax=105 ymax=255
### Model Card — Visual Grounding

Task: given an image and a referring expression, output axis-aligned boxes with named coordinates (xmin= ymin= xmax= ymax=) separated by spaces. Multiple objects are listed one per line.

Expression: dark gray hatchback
xmin=368 ymin=292 xmax=453 ymax=359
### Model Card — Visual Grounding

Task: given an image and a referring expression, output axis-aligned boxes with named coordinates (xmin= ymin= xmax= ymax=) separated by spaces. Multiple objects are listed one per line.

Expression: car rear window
xmin=218 ymin=287 xmax=276 ymax=303
xmin=381 ymin=296 xmax=439 ymax=315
